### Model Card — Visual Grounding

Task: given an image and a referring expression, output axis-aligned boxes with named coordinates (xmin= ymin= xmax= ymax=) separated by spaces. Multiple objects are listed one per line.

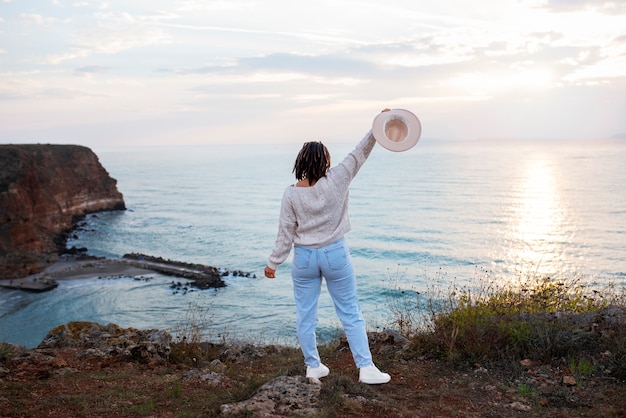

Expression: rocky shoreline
xmin=0 ymin=144 xmax=259 ymax=292
xmin=0 ymin=144 xmax=126 ymax=279
xmin=3 ymin=319 xmax=625 ymax=417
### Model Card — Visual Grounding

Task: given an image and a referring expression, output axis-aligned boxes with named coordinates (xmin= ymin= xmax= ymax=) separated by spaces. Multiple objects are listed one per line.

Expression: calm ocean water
xmin=1 ymin=138 xmax=625 ymax=348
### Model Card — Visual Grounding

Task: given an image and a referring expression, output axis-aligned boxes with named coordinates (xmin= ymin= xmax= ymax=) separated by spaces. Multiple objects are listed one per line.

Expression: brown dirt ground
xmin=1 ymin=338 xmax=625 ymax=418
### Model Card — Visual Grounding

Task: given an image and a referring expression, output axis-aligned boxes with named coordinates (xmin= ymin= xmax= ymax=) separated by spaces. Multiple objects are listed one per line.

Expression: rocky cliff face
xmin=0 ymin=144 xmax=125 ymax=279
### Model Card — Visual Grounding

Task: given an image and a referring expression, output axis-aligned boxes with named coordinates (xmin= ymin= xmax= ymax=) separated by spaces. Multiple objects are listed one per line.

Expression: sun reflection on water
xmin=504 ymin=156 xmax=573 ymax=277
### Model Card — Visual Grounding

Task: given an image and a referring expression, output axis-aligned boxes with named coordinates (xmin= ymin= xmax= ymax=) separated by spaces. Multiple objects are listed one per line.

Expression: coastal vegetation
xmin=1 ymin=271 xmax=625 ymax=416
xmin=386 ymin=268 xmax=625 ymax=375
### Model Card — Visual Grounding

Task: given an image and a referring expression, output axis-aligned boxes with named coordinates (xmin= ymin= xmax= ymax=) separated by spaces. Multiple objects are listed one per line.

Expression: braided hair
xmin=293 ymin=141 xmax=331 ymax=185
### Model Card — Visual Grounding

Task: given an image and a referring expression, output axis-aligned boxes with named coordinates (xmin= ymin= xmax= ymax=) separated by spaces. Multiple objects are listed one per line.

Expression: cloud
xmin=0 ymin=70 xmax=110 ymax=101
xmin=45 ymin=19 xmax=172 ymax=64
xmin=542 ymin=0 xmax=626 ymax=13
xmin=0 ymin=77 xmax=40 ymax=100
xmin=19 ymin=13 xmax=58 ymax=25
xmin=74 ymin=65 xmax=109 ymax=76
xmin=175 ymin=0 xmax=254 ymax=12
xmin=163 ymin=22 xmax=620 ymax=109
xmin=176 ymin=52 xmax=376 ymax=76
xmin=1 ymin=0 xmax=625 ymax=143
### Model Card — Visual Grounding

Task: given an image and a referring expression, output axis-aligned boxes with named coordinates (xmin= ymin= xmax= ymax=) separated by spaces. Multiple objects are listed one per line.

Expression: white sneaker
xmin=359 ymin=365 xmax=391 ymax=384
xmin=306 ymin=363 xmax=330 ymax=379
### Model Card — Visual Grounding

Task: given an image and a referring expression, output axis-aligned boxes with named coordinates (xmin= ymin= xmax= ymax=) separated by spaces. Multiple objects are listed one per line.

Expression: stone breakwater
xmin=123 ymin=253 xmax=256 ymax=289
xmin=122 ymin=253 xmax=256 ymax=290
xmin=122 ymin=253 xmax=230 ymax=289
xmin=0 ymin=253 xmax=257 ymax=292
xmin=0 ymin=144 xmax=125 ymax=279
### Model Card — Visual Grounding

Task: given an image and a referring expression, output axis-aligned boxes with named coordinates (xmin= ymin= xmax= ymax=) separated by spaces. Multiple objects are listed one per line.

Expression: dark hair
xmin=293 ymin=141 xmax=331 ymax=184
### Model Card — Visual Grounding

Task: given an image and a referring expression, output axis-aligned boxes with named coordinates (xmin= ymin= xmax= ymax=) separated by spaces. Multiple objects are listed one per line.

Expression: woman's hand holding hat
xmin=372 ymin=108 xmax=421 ymax=152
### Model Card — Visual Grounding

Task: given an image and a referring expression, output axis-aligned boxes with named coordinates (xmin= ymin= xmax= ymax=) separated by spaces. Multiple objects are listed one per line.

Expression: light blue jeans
xmin=291 ymin=237 xmax=373 ymax=369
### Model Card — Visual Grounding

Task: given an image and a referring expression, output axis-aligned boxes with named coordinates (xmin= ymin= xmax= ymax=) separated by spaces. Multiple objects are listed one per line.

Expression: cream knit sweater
xmin=267 ymin=130 xmax=377 ymax=270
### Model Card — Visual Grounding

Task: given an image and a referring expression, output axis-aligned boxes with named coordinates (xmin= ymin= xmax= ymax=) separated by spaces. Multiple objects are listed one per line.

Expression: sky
xmin=1 ymin=0 xmax=625 ymax=148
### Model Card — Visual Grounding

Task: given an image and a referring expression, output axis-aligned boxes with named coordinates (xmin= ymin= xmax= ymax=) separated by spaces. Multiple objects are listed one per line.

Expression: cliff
xmin=0 ymin=144 xmax=125 ymax=279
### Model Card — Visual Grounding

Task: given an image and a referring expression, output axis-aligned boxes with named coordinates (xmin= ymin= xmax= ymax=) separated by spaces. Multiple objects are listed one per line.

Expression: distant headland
xmin=0 ymin=144 xmax=125 ymax=280
xmin=0 ymin=144 xmax=254 ymax=292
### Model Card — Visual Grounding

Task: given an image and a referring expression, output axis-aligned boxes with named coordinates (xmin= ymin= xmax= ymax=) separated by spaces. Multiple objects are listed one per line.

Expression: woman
xmin=264 ymin=110 xmax=391 ymax=385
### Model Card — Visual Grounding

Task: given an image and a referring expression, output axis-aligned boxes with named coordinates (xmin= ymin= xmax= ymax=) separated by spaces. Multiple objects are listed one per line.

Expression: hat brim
xmin=372 ymin=109 xmax=421 ymax=152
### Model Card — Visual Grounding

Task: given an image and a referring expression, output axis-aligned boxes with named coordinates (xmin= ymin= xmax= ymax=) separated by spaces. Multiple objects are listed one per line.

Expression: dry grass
xmin=2 ymin=272 xmax=626 ymax=417
xmin=2 ymin=335 xmax=625 ymax=417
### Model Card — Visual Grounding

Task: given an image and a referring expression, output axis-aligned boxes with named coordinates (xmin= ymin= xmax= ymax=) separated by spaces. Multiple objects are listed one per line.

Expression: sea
xmin=1 ymin=138 xmax=625 ymax=348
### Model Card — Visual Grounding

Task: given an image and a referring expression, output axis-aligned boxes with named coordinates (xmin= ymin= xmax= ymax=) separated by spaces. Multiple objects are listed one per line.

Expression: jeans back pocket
xmin=324 ymin=245 xmax=349 ymax=271
xmin=293 ymin=247 xmax=313 ymax=269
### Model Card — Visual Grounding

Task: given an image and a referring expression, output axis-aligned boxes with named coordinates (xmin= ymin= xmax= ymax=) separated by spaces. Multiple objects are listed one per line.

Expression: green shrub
xmin=603 ymin=328 xmax=626 ymax=380
xmin=0 ymin=343 xmax=13 ymax=362
xmin=391 ymin=269 xmax=621 ymax=365
xmin=383 ymin=265 xmax=424 ymax=336
xmin=168 ymin=296 xmax=217 ymax=366
xmin=569 ymin=356 xmax=594 ymax=377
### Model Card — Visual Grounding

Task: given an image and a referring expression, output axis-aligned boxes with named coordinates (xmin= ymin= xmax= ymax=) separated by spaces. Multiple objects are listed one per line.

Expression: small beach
xmin=0 ymin=258 xmax=158 ymax=292
xmin=0 ymin=254 xmax=229 ymax=292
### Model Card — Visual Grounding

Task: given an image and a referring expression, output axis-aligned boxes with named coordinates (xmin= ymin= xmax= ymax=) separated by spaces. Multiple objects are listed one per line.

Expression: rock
xmin=508 ymin=401 xmax=531 ymax=411
xmin=562 ymin=375 xmax=577 ymax=386
xmin=220 ymin=342 xmax=268 ymax=362
xmin=210 ymin=358 xmax=227 ymax=372
xmin=368 ymin=328 xmax=410 ymax=346
xmin=38 ymin=321 xmax=171 ymax=364
xmin=338 ymin=328 xmax=411 ymax=358
xmin=220 ymin=375 xmax=321 ymax=417
xmin=0 ymin=144 xmax=125 ymax=279
xmin=182 ymin=368 xmax=225 ymax=385
xmin=0 ymin=343 xmax=27 ymax=359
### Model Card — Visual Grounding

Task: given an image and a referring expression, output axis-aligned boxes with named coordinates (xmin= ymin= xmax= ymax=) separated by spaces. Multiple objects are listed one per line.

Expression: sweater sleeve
xmin=330 ymin=130 xmax=376 ymax=186
xmin=267 ymin=187 xmax=297 ymax=270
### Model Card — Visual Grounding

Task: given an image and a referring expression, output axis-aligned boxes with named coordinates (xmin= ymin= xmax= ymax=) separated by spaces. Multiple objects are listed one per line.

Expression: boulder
xmin=220 ymin=375 xmax=322 ymax=417
xmin=38 ymin=321 xmax=171 ymax=364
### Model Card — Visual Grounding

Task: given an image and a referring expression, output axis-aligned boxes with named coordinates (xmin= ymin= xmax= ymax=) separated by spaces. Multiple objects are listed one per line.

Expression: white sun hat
xmin=372 ymin=109 xmax=421 ymax=152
